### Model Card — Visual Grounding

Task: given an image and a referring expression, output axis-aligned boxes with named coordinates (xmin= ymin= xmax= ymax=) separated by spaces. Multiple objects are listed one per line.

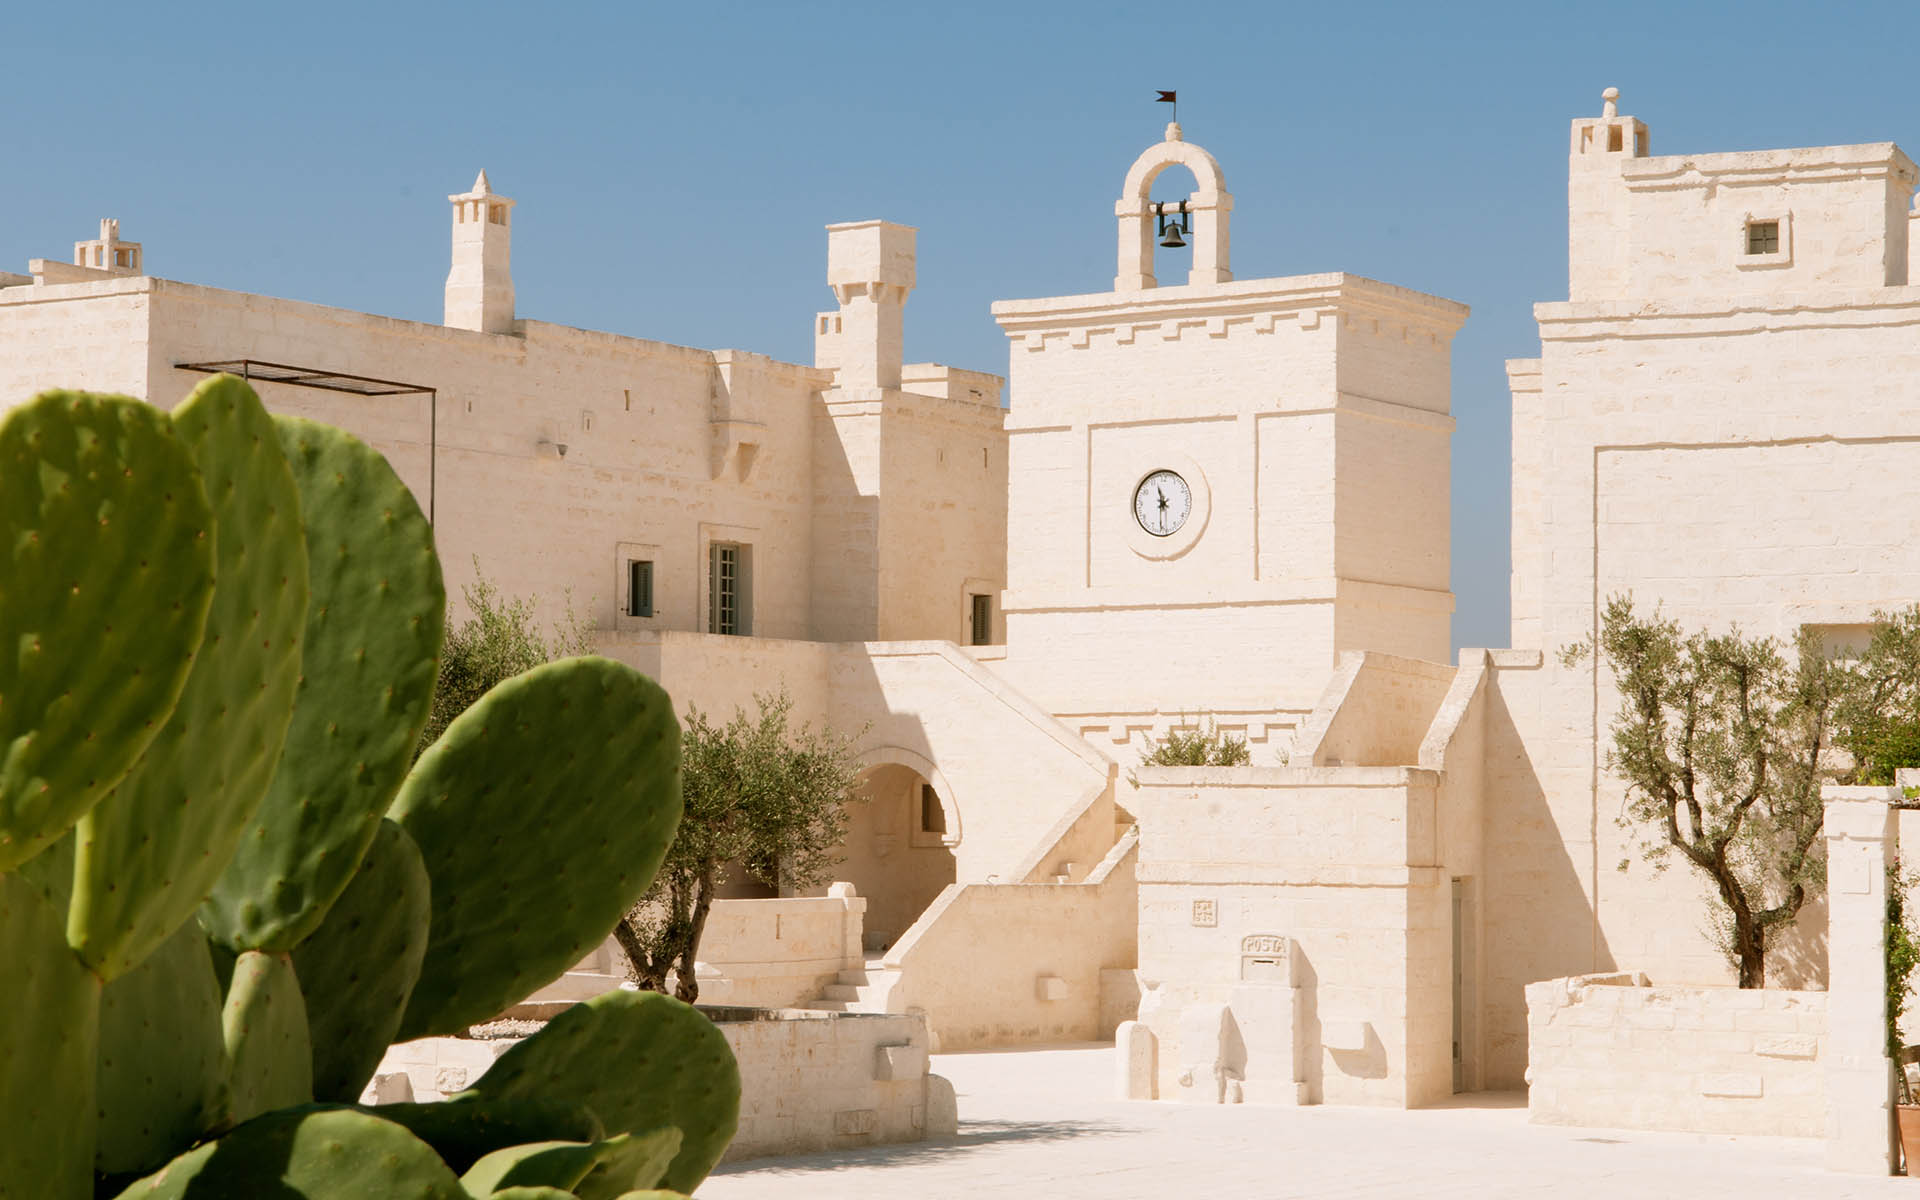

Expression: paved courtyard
xmin=703 ymin=1043 xmax=1908 ymax=1199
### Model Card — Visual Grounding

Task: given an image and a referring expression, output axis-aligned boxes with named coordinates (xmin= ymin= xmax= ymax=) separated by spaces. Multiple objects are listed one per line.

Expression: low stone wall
xmin=368 ymin=1006 xmax=956 ymax=1161
xmin=1525 ymin=973 xmax=1828 ymax=1138
xmin=882 ymin=830 xmax=1137 ymax=1051
xmin=695 ymin=889 xmax=866 ymax=1010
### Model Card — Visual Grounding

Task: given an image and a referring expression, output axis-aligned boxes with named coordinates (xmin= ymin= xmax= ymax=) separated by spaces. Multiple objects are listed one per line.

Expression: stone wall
xmin=369 ymin=1009 xmax=956 ymax=1162
xmin=693 ymin=892 xmax=866 ymax=1010
xmin=1525 ymin=973 xmax=1828 ymax=1138
xmin=880 ymin=831 xmax=1138 ymax=1051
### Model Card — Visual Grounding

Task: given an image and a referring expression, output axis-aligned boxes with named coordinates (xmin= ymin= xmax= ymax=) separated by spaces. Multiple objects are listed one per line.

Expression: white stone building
xmin=7 ymin=87 xmax=1920 ymax=1113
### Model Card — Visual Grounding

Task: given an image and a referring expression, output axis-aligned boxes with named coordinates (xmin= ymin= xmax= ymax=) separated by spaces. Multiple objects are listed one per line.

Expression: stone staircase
xmin=797 ymin=958 xmax=901 ymax=1015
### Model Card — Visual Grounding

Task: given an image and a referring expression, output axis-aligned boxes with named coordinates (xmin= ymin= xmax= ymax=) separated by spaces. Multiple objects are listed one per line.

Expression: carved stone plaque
xmin=1190 ymin=898 xmax=1217 ymax=927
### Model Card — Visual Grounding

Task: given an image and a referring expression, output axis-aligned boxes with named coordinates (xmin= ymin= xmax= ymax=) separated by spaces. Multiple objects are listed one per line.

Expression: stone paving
xmin=702 ymin=1043 xmax=1909 ymax=1198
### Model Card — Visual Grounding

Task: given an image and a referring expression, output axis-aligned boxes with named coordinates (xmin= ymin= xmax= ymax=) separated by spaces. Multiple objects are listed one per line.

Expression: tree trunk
xmin=611 ymin=916 xmax=669 ymax=992
xmin=673 ymin=867 xmax=718 ymax=1005
xmin=1732 ymin=906 xmax=1766 ymax=989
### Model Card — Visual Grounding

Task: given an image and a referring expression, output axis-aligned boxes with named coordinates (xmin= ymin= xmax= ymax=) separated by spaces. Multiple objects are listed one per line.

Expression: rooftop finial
xmin=1166 ymin=121 xmax=1183 ymax=143
xmin=1601 ymin=87 xmax=1619 ymax=119
xmin=472 ymin=169 xmax=492 ymax=194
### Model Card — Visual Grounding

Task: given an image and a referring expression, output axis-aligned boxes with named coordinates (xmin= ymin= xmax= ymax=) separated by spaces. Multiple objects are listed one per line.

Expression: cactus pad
xmin=223 ymin=949 xmax=313 ymax=1123
xmin=459 ymin=1138 xmax=609 ymax=1194
xmin=0 ymin=390 xmax=215 ymax=873
xmin=390 ymin=657 xmax=681 ymax=1039
xmin=467 ymin=990 xmax=737 ymax=1194
xmin=95 ymin=919 xmax=231 ymax=1177
xmin=110 ymin=1105 xmax=467 ymax=1199
xmin=73 ymin=375 xmax=309 ymax=980
xmin=482 ymin=1190 xmax=578 ymax=1200
xmin=202 ymin=414 xmax=444 ymax=952
xmin=573 ymin=1127 xmax=683 ymax=1200
xmin=0 ymin=870 xmax=100 ymax=1200
xmin=292 ymin=818 xmax=432 ymax=1101
xmin=363 ymin=1097 xmax=605 ymax=1173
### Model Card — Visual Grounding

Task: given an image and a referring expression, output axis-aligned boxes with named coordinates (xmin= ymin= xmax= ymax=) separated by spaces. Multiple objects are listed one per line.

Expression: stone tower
xmin=990 ymin=124 xmax=1468 ymax=747
xmin=444 ymin=170 xmax=515 ymax=334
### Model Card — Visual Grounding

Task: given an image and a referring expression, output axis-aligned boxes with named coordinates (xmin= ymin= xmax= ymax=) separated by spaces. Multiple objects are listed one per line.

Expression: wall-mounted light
xmin=1155 ymin=200 xmax=1190 ymax=249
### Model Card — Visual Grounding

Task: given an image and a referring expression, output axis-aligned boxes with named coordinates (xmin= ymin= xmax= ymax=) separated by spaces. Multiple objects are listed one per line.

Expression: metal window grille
xmin=1747 ymin=221 xmax=1780 ymax=255
xmin=970 ymin=594 xmax=992 ymax=646
xmin=627 ymin=560 xmax=653 ymax=618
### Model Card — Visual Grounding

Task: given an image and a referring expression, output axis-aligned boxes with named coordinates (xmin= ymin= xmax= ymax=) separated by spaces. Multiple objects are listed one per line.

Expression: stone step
xmin=823 ymin=983 xmax=861 ymax=1001
xmin=836 ymin=969 xmax=871 ymax=986
xmin=800 ymin=999 xmax=851 ymax=1012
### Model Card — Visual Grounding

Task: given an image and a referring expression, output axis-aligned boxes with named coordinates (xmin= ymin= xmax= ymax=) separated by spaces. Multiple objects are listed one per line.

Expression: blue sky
xmin=7 ymin=1 xmax=1916 ymax=651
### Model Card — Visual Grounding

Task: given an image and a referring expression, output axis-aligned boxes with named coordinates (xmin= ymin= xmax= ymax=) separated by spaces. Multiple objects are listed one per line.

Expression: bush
xmin=1142 ymin=718 xmax=1251 ymax=767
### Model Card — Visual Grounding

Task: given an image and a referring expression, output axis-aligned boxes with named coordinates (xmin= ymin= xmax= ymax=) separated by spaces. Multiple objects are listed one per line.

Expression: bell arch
xmin=1115 ymin=123 xmax=1233 ymax=291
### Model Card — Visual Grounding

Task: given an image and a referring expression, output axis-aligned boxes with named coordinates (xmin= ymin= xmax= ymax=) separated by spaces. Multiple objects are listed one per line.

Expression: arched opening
xmin=1148 ymin=163 xmax=1202 ymax=283
xmin=832 ymin=759 xmax=958 ymax=953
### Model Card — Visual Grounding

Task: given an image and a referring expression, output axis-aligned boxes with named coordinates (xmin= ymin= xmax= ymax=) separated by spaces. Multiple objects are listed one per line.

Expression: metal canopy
xmin=172 ymin=358 xmax=441 ymax=523
xmin=174 ymin=358 xmax=433 ymax=397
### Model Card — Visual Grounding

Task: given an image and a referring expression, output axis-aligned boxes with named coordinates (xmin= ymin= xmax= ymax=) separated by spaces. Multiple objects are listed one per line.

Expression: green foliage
xmin=1890 ymin=858 xmax=1920 ymax=1104
xmin=1141 ymin=718 xmax=1251 ymax=767
xmin=1840 ymin=607 xmax=1920 ymax=785
xmin=1574 ymin=595 xmax=1847 ymax=988
xmin=614 ymin=691 xmax=862 ymax=1002
xmin=417 ymin=568 xmax=593 ymax=753
xmin=0 ymin=381 xmax=732 ymax=1198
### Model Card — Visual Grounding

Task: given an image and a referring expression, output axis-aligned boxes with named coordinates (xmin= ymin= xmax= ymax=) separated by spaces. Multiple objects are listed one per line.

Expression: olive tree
xmin=1570 ymin=595 xmax=1849 ymax=988
xmin=613 ymin=691 xmax=864 ymax=1003
xmin=417 ymin=566 xmax=593 ymax=754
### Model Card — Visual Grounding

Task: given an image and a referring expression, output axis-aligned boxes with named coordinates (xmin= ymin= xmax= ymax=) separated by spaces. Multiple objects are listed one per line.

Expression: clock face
xmin=1133 ymin=469 xmax=1192 ymax=537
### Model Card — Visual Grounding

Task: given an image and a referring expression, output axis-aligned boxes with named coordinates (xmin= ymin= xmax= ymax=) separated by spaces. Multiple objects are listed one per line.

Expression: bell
xmin=1158 ymin=220 xmax=1188 ymax=250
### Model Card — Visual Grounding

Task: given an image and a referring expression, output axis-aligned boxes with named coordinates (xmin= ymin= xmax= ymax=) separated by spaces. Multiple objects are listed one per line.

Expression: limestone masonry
xmin=7 ymin=88 xmax=1920 ymax=1120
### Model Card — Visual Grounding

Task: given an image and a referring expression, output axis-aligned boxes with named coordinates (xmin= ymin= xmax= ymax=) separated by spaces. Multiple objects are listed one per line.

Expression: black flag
xmin=1155 ymin=90 xmax=1177 ymax=103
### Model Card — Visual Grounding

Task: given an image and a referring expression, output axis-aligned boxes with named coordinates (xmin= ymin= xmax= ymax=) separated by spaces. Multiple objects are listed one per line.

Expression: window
xmin=708 ymin=542 xmax=750 ymax=635
xmin=919 ymin=784 xmax=946 ymax=835
xmin=626 ymin=560 xmax=653 ymax=618
xmin=970 ymin=593 xmax=992 ymax=646
xmin=1746 ymin=220 xmax=1780 ymax=255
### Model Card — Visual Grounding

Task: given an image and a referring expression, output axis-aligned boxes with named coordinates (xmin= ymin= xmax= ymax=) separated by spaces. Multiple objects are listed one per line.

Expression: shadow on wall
xmin=1766 ymin=885 xmax=1828 ymax=991
xmin=1480 ymin=677 xmax=1616 ymax=1088
xmin=836 ymin=761 xmax=958 ymax=951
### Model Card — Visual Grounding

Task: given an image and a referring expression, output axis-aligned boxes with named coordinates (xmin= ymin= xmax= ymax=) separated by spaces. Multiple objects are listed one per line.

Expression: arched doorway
xmin=833 ymin=751 xmax=959 ymax=952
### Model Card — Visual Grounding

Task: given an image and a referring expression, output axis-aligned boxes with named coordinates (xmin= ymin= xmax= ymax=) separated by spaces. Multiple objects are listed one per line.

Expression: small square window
xmin=919 ymin=784 xmax=946 ymax=835
xmin=1746 ymin=221 xmax=1780 ymax=255
xmin=626 ymin=560 xmax=653 ymax=618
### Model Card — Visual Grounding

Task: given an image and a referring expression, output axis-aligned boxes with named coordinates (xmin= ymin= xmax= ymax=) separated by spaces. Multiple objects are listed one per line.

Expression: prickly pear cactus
xmin=466 ymin=990 xmax=739 ymax=1195
xmin=292 ymin=818 xmax=431 ymax=1102
xmin=112 ymin=1106 xmax=468 ymax=1199
xmin=0 ymin=871 xmax=100 ymax=1200
xmin=2 ymin=377 xmax=738 ymax=1197
xmin=223 ymin=950 xmax=313 ymax=1123
xmin=73 ymin=376 xmax=309 ymax=980
xmin=94 ymin=920 xmax=230 ymax=1178
xmin=573 ymin=1127 xmax=683 ymax=1200
xmin=391 ymin=657 xmax=682 ymax=1039
xmin=201 ymin=414 xmax=444 ymax=953
xmin=0 ymin=391 xmax=215 ymax=873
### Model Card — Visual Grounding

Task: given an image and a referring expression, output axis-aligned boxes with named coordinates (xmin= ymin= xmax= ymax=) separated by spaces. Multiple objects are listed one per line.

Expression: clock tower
xmin=989 ymin=124 xmax=1468 ymax=755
